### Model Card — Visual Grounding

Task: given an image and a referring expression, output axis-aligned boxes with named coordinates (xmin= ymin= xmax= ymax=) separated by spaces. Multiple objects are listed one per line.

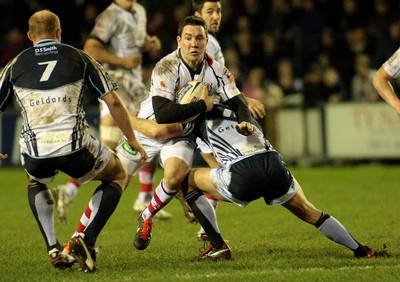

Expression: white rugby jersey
xmin=0 ymin=39 xmax=117 ymax=158
xmin=207 ymin=33 xmax=225 ymax=66
xmin=383 ymin=47 xmax=400 ymax=78
xmin=90 ymin=2 xmax=147 ymax=80
xmin=197 ymin=105 xmax=274 ymax=167
xmin=137 ymin=49 xmax=241 ymax=120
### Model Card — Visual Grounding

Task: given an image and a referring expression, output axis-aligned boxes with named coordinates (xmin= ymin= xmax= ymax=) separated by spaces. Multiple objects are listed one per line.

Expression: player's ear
xmin=176 ymin=35 xmax=181 ymax=47
xmin=194 ymin=11 xmax=200 ymax=17
xmin=56 ymin=28 xmax=62 ymax=42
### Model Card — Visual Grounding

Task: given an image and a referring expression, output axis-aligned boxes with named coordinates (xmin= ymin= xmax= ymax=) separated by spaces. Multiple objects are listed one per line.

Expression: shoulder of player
xmin=133 ymin=2 xmax=146 ymax=15
xmin=207 ymin=33 xmax=220 ymax=46
xmin=98 ymin=3 xmax=123 ymax=20
xmin=154 ymin=51 xmax=180 ymax=75
xmin=204 ymin=52 xmax=225 ymax=71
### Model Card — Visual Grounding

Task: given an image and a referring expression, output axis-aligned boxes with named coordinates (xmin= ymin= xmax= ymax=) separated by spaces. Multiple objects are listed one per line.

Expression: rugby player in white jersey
xmin=192 ymin=0 xmax=266 ymax=241
xmin=116 ymin=15 xmax=253 ymax=251
xmin=373 ymin=47 xmax=400 ymax=115
xmin=53 ymin=0 xmax=171 ymax=222
xmin=0 ymin=10 xmax=146 ymax=271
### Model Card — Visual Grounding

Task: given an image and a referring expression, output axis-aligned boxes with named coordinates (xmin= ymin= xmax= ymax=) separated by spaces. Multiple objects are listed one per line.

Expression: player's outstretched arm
xmin=244 ymin=96 xmax=266 ymax=119
xmin=373 ymin=67 xmax=400 ymax=116
xmin=0 ymin=153 xmax=8 ymax=160
xmin=129 ymin=113 xmax=182 ymax=140
xmin=104 ymin=91 xmax=147 ymax=161
xmin=84 ymin=38 xmax=141 ymax=70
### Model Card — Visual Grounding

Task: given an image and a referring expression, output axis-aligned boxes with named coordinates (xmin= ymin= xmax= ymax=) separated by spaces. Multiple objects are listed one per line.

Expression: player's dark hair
xmin=192 ymin=0 xmax=220 ymax=13
xmin=178 ymin=16 xmax=208 ymax=37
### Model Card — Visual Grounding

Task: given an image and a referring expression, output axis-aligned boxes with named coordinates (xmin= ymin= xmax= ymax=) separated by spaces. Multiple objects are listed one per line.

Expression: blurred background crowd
xmin=1 ymin=0 xmax=400 ymax=111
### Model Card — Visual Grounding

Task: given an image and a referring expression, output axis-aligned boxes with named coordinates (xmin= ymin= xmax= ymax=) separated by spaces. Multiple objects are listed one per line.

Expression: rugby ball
xmin=176 ymin=81 xmax=207 ymax=104
xmin=176 ymin=81 xmax=207 ymax=122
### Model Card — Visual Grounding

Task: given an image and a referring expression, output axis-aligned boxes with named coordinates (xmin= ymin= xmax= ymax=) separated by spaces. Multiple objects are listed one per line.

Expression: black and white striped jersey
xmin=197 ymin=104 xmax=274 ymax=167
xmin=0 ymin=39 xmax=117 ymax=158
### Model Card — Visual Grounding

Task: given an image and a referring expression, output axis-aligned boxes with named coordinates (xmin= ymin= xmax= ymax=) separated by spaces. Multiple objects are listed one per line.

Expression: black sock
xmin=185 ymin=190 xmax=225 ymax=249
xmin=83 ymin=182 xmax=123 ymax=248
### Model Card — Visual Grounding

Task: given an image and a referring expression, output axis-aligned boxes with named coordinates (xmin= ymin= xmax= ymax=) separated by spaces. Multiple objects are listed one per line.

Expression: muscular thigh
xmin=189 ymin=167 xmax=226 ymax=201
xmin=160 ymin=138 xmax=196 ymax=189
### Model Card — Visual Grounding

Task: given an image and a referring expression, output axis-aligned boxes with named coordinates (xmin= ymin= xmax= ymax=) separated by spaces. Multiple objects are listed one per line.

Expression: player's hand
xmin=0 ymin=153 xmax=8 ymax=160
xmin=200 ymin=85 xmax=213 ymax=112
xmin=121 ymin=55 xmax=141 ymax=69
xmin=129 ymin=111 xmax=139 ymax=117
xmin=183 ymin=205 xmax=197 ymax=224
xmin=246 ymin=97 xmax=266 ymax=119
xmin=175 ymin=191 xmax=198 ymax=224
xmin=235 ymin=121 xmax=256 ymax=136
xmin=145 ymin=35 xmax=162 ymax=53
xmin=127 ymin=139 xmax=148 ymax=162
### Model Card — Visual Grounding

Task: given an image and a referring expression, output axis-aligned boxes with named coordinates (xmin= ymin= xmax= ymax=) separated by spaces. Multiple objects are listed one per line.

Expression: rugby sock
xmin=78 ymin=182 xmax=123 ymax=248
xmin=65 ymin=177 xmax=80 ymax=199
xmin=205 ymin=193 xmax=219 ymax=209
xmin=28 ymin=183 xmax=61 ymax=251
xmin=185 ymin=190 xmax=224 ymax=249
xmin=74 ymin=205 xmax=92 ymax=236
xmin=315 ymin=212 xmax=359 ymax=250
xmin=198 ymin=194 xmax=219 ymax=234
xmin=142 ymin=179 xmax=177 ymax=220
xmin=138 ymin=163 xmax=155 ymax=203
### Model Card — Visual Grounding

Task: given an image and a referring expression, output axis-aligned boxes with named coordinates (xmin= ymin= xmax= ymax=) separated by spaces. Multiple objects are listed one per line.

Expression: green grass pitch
xmin=0 ymin=164 xmax=399 ymax=281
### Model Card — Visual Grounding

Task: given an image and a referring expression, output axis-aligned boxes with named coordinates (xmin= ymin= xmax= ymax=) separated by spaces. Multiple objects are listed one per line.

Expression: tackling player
xmin=182 ymin=104 xmax=376 ymax=260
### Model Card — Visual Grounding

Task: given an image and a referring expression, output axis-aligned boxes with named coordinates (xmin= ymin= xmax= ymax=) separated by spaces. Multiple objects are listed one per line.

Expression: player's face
xmin=177 ymin=25 xmax=208 ymax=69
xmin=196 ymin=2 xmax=222 ymax=34
xmin=116 ymin=0 xmax=135 ymax=10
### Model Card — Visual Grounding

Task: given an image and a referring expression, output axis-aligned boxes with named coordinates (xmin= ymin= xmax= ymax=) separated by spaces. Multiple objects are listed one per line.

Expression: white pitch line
xmin=173 ymin=264 xmax=400 ymax=279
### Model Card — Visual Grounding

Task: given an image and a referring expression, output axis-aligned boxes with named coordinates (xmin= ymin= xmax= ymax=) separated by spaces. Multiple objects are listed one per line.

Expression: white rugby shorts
xmin=116 ymin=133 xmax=197 ymax=177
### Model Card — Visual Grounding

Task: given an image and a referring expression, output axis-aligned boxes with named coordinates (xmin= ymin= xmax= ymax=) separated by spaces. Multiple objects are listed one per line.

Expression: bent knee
xmin=163 ymin=175 xmax=185 ymax=191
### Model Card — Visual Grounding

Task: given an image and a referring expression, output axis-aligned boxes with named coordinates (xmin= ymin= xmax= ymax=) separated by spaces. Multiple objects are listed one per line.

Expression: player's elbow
xmin=146 ymin=128 xmax=165 ymax=140
xmin=372 ymin=74 xmax=380 ymax=88
xmin=104 ymin=91 xmax=123 ymax=110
